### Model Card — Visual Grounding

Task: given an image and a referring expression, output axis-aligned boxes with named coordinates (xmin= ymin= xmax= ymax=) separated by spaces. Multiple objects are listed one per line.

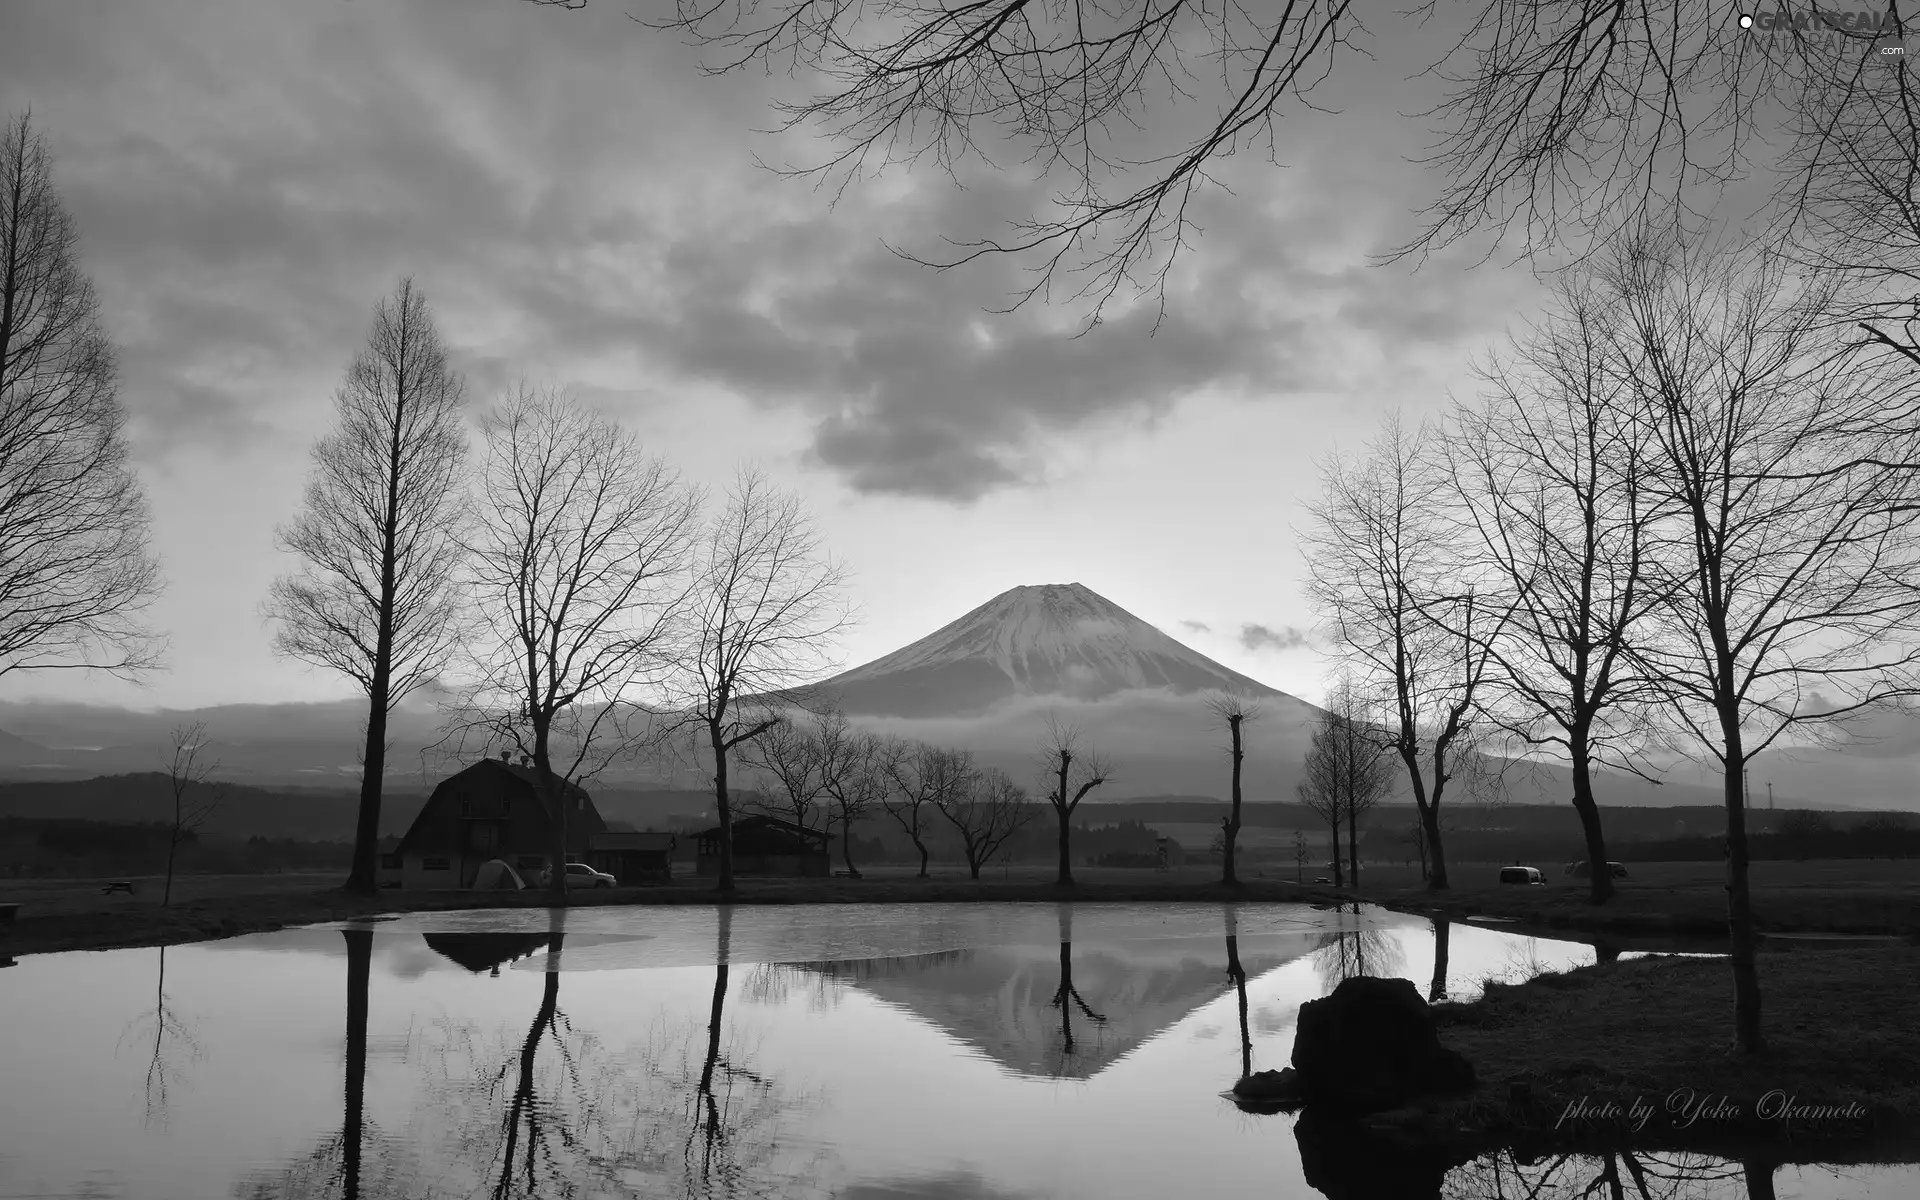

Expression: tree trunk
xmin=1222 ymin=715 xmax=1243 ymax=886
xmin=1328 ymin=821 xmax=1343 ymax=888
xmin=1346 ymin=797 xmax=1360 ymax=890
xmin=968 ymin=854 xmax=982 ymax=881
xmin=1570 ymin=741 xmax=1614 ymax=904
xmin=1428 ymin=918 xmax=1450 ymax=1003
xmin=347 ymin=702 xmax=388 ymax=895
xmin=535 ymin=724 xmax=568 ymax=906
xmin=839 ymin=805 xmax=861 ymax=879
xmin=1742 ymin=1159 xmax=1778 ymax=1200
xmin=709 ymin=722 xmax=736 ymax=893
xmin=342 ymin=927 xmax=372 ymax=1200
xmin=914 ymin=836 xmax=929 ymax=879
xmin=163 ymin=825 xmax=181 ymax=908
xmin=1419 ymin=801 xmax=1449 ymax=890
xmin=1055 ymin=806 xmax=1075 ymax=886
xmin=1724 ymin=741 xmax=1764 ymax=1053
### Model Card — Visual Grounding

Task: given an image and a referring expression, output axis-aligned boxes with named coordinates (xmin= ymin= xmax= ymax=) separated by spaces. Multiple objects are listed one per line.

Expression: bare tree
xmin=815 ymin=710 xmax=890 ymax=878
xmin=1036 ymin=714 xmax=1112 ymax=886
xmin=935 ymin=765 xmax=1035 ymax=879
xmin=1296 ymin=678 xmax=1391 ymax=889
xmin=1203 ymin=691 xmax=1262 ymax=886
xmin=738 ymin=707 xmax=828 ymax=833
xmin=1332 ymin=679 xmax=1393 ymax=888
xmin=677 ymin=464 xmax=854 ymax=893
xmin=1444 ymin=275 xmax=1674 ymax=904
xmin=1303 ymin=415 xmax=1509 ymax=890
xmin=882 ymin=738 xmax=966 ymax=878
xmin=0 ymin=113 xmax=162 ymax=680
xmin=1609 ymin=231 xmax=1920 ymax=1054
xmin=264 ymin=278 xmax=470 ymax=893
xmin=452 ymin=386 xmax=701 ymax=902
xmin=161 ymin=721 xmax=220 ymax=907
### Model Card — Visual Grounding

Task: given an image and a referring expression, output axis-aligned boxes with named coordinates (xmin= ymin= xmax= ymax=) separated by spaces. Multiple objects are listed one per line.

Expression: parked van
xmin=1498 ymin=866 xmax=1544 ymax=886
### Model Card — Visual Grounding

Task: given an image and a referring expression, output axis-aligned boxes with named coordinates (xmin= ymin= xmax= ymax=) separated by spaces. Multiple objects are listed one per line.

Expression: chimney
xmin=498 ymin=750 xmax=510 ymax=763
xmin=520 ymin=754 xmax=532 ymax=769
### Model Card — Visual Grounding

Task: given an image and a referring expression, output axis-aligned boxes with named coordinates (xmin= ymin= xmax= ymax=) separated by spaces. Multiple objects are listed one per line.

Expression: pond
xmin=0 ymin=901 xmax=1912 ymax=1199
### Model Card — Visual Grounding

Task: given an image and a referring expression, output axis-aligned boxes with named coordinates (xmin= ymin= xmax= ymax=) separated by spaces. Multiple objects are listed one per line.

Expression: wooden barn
xmin=695 ymin=814 xmax=832 ymax=877
xmin=587 ymin=831 xmax=677 ymax=885
xmin=380 ymin=753 xmax=609 ymax=889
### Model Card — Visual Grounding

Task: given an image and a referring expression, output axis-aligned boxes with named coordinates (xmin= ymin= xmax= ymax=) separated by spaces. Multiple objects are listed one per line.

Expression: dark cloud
xmin=1 ymin=0 xmax=1528 ymax=498
xmin=1239 ymin=623 xmax=1309 ymax=653
xmin=1180 ymin=620 xmax=1211 ymax=634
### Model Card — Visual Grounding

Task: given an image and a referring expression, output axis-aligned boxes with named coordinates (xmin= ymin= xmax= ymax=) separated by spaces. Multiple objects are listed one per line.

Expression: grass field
xmin=1361 ymin=857 xmax=1920 ymax=937
xmin=1428 ymin=945 xmax=1920 ymax=1156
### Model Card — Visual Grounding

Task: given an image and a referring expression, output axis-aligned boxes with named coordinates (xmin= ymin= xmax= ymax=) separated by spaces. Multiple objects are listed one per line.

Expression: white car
xmin=536 ymin=862 xmax=617 ymax=889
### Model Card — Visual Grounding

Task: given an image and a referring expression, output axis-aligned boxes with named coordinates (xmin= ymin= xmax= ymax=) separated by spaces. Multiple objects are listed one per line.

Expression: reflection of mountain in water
xmin=791 ymin=936 xmax=1310 ymax=1080
xmin=422 ymin=933 xmax=552 ymax=975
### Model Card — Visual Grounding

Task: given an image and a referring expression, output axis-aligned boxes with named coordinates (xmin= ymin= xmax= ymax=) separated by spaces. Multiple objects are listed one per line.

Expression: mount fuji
xmin=812 ymin=583 xmax=1302 ymax=718
xmin=772 ymin=583 xmax=1325 ymax=799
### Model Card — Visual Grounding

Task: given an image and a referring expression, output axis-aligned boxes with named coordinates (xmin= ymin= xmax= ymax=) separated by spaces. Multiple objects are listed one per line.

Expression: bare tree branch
xmin=0 ymin=112 xmax=163 ymax=679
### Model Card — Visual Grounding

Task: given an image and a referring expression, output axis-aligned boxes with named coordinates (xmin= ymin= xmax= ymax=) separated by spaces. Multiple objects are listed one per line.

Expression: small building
xmin=695 ymin=814 xmax=831 ymax=877
xmin=587 ymin=831 xmax=677 ymax=885
xmin=381 ymin=753 xmax=609 ymax=889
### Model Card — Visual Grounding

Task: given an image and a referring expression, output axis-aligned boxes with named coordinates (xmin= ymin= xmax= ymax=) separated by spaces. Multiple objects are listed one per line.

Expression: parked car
xmin=1498 ymin=866 xmax=1545 ymax=886
xmin=1564 ymin=860 xmax=1630 ymax=880
xmin=534 ymin=862 xmax=617 ymax=889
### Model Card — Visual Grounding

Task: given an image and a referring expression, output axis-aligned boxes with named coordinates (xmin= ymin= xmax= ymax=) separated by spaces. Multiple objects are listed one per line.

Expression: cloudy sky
xmin=0 ymin=0 xmax=1565 ymax=713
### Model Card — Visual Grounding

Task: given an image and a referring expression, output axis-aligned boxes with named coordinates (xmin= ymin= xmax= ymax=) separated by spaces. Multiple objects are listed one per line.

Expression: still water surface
xmin=0 ymin=902 xmax=1912 ymax=1199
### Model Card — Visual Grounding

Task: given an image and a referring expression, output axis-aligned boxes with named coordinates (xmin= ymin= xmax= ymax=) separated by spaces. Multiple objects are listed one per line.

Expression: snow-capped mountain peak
xmin=815 ymin=582 xmax=1290 ymax=717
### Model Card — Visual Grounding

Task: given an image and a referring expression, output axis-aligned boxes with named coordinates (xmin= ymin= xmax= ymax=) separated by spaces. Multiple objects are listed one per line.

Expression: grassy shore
xmin=1357 ymin=858 xmax=1920 ymax=937
xmin=1405 ymin=945 xmax=1920 ymax=1159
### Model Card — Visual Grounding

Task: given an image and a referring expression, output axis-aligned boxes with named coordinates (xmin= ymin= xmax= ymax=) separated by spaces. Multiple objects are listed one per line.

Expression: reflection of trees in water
xmin=1224 ymin=907 xmax=1251 ymax=1080
xmin=740 ymin=960 xmax=845 ymax=1013
xmin=1311 ymin=927 xmax=1406 ymax=995
xmin=115 ymin=945 xmax=206 ymax=1133
xmin=233 ymin=927 xmax=410 ymax=1200
xmin=1049 ymin=904 xmax=1108 ymax=1073
xmin=390 ymin=908 xmax=821 ymax=1200
xmin=1442 ymin=1149 xmax=1756 ymax=1200
xmin=1430 ymin=919 xmax=1451 ymax=1003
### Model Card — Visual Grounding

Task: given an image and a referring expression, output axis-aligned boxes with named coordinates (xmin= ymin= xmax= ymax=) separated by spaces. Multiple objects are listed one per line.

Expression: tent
xmin=471 ymin=859 xmax=525 ymax=890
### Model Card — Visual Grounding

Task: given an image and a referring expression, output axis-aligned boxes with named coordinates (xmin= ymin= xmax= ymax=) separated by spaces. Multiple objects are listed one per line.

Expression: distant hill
xmin=2 ymin=581 xmax=1914 ymax=810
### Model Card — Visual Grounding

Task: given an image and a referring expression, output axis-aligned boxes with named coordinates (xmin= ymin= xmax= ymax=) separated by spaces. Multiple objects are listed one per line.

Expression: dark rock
xmin=1231 ymin=1067 xmax=1306 ymax=1109
xmin=1290 ymin=975 xmax=1477 ymax=1114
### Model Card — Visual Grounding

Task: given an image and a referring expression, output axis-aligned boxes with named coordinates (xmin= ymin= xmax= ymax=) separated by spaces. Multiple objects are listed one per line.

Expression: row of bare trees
xmin=739 ymin=705 xmax=1040 ymax=880
xmin=1304 ymin=229 xmax=1920 ymax=1054
xmin=262 ymin=280 xmax=854 ymax=901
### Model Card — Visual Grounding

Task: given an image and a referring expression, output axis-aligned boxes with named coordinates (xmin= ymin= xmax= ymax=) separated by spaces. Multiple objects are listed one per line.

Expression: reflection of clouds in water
xmin=1252 ymin=1007 xmax=1296 ymax=1035
xmin=839 ymin=1170 xmax=1049 ymax=1199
